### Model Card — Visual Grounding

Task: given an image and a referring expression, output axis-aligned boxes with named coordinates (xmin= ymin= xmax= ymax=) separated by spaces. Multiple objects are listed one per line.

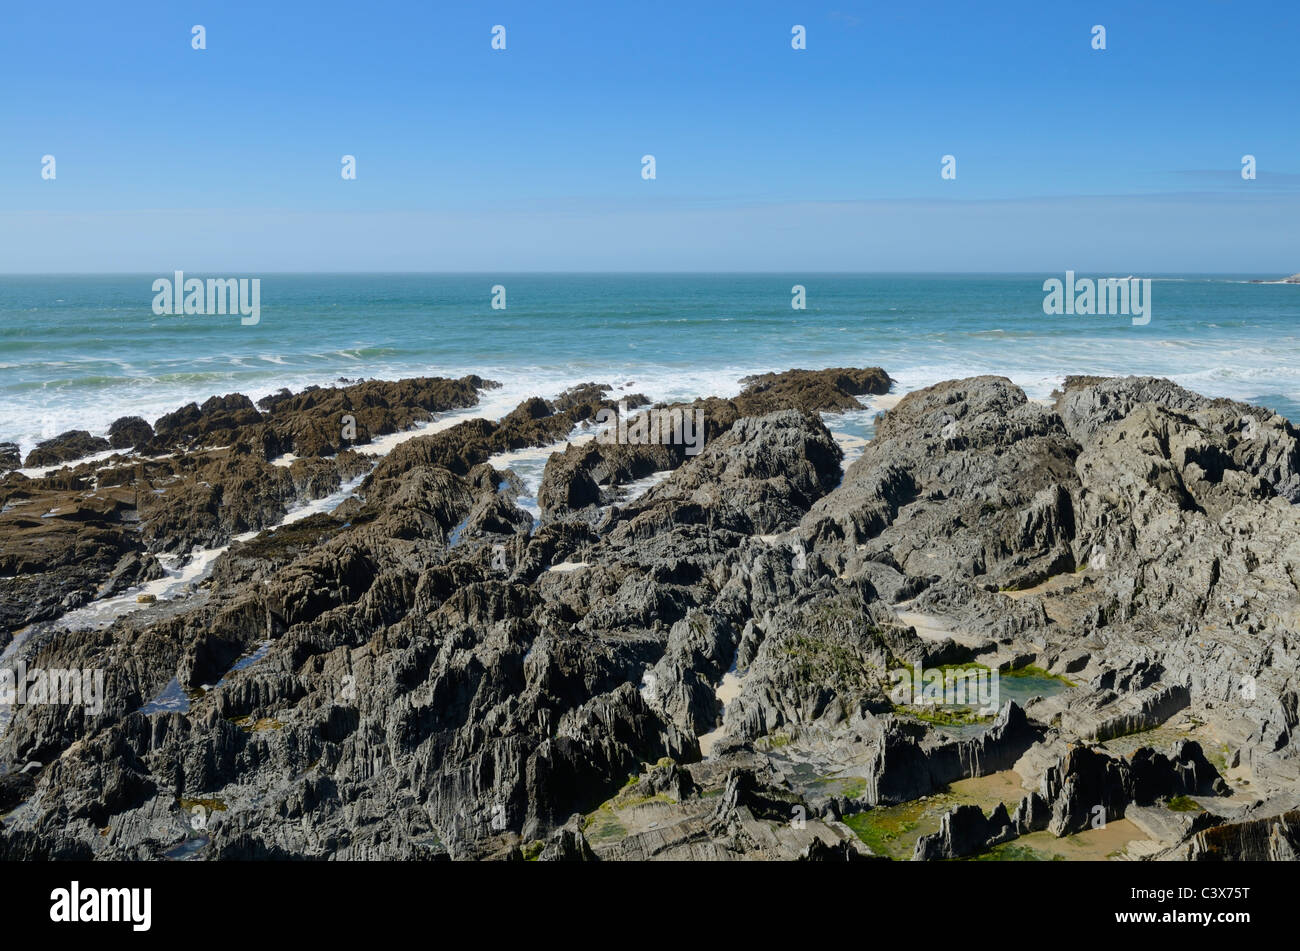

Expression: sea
xmin=3 ymin=273 xmax=1299 ymax=461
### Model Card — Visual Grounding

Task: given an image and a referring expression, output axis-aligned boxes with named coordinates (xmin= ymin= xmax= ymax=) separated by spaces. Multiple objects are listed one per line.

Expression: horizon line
xmin=1 ymin=270 xmax=1295 ymax=277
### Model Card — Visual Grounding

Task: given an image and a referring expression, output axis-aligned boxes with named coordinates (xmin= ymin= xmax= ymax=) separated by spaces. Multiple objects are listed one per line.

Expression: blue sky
xmin=1 ymin=0 xmax=1297 ymax=271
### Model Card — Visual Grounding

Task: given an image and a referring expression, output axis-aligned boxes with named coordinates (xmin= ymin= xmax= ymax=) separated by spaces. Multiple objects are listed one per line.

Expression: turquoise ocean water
xmin=2 ymin=273 xmax=1298 ymax=460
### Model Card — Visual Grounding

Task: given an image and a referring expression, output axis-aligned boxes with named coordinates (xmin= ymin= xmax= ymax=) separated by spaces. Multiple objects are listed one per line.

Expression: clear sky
xmin=1 ymin=0 xmax=1297 ymax=272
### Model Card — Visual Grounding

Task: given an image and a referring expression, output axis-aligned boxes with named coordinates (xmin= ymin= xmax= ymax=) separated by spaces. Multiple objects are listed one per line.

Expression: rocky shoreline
xmin=1 ymin=367 xmax=1297 ymax=861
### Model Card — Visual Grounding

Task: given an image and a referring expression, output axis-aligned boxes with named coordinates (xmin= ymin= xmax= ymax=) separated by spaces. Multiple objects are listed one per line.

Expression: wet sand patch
xmin=985 ymin=818 xmax=1152 ymax=861
xmin=698 ymin=667 xmax=744 ymax=757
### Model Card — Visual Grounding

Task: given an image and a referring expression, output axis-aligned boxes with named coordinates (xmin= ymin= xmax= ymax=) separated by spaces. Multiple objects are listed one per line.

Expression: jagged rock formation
xmin=866 ymin=702 xmax=1043 ymax=805
xmin=2 ymin=369 xmax=1298 ymax=862
xmin=107 ymin=417 xmax=154 ymax=451
xmin=914 ymin=802 xmax=1017 ymax=860
xmin=0 ymin=375 xmax=494 ymax=639
xmin=538 ymin=368 xmax=889 ymax=521
xmin=1176 ymin=807 xmax=1300 ymax=860
xmin=24 ymin=431 xmax=111 ymax=469
xmin=913 ymin=738 xmax=1229 ymax=860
